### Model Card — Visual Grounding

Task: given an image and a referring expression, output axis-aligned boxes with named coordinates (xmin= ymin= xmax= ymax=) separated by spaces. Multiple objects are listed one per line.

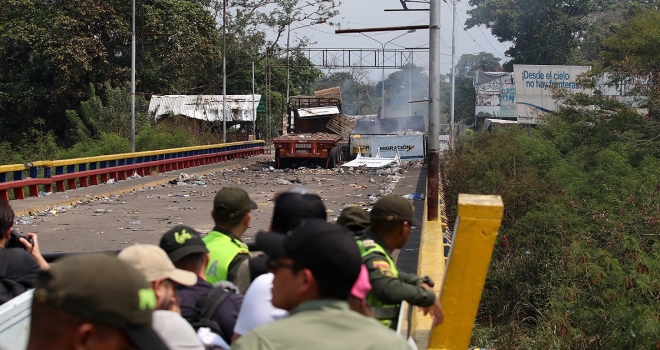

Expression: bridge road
xmin=8 ymin=155 xmax=426 ymax=264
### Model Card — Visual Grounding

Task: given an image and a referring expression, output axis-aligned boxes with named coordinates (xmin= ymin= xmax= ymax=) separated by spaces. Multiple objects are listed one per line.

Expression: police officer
xmin=356 ymin=195 xmax=444 ymax=329
xmin=204 ymin=186 xmax=257 ymax=285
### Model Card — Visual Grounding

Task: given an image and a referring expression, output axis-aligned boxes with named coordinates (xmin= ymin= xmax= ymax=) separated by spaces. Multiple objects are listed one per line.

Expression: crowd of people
xmin=0 ymin=185 xmax=444 ymax=350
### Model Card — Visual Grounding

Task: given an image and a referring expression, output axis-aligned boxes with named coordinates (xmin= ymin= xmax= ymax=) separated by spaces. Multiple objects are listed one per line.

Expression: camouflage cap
xmin=33 ymin=253 xmax=168 ymax=350
xmin=370 ymin=195 xmax=421 ymax=227
xmin=213 ymin=186 xmax=258 ymax=221
xmin=337 ymin=206 xmax=370 ymax=232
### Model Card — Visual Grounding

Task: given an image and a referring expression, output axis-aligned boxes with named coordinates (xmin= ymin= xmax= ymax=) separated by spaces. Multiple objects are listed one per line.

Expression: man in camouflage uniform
xmin=356 ymin=195 xmax=444 ymax=329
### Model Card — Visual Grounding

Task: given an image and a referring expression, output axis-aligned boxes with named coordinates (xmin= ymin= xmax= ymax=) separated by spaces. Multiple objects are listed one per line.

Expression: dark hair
xmin=0 ymin=201 xmax=15 ymax=236
xmin=214 ymin=210 xmax=248 ymax=228
xmin=271 ymin=192 xmax=327 ymax=233
xmin=370 ymin=217 xmax=401 ymax=236
xmin=174 ymin=252 xmax=206 ymax=271
xmin=315 ymin=273 xmax=350 ymax=300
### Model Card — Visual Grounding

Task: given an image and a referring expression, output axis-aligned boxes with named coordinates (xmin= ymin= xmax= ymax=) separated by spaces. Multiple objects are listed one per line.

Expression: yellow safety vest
xmin=203 ymin=230 xmax=251 ymax=284
xmin=356 ymin=238 xmax=400 ymax=327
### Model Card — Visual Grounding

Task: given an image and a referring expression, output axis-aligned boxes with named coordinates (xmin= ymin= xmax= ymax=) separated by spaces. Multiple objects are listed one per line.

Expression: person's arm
xmin=364 ymin=253 xmax=435 ymax=307
xmin=227 ymin=253 xmax=250 ymax=283
xmin=19 ymin=233 xmax=49 ymax=271
xmin=234 ymin=259 xmax=252 ymax=294
xmin=398 ymin=271 xmax=422 ymax=285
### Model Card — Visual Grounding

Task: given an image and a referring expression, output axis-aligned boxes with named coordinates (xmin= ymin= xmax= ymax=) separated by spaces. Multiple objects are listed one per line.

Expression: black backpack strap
xmin=198 ymin=286 xmax=233 ymax=320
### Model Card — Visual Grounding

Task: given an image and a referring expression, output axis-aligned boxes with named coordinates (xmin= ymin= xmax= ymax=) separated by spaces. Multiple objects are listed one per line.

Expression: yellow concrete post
xmin=428 ymin=194 xmax=503 ymax=349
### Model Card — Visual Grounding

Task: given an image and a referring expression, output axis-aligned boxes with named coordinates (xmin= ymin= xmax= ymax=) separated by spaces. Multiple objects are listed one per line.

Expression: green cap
xmin=33 ymin=253 xmax=168 ymax=350
xmin=337 ymin=206 xmax=370 ymax=232
xmin=371 ymin=195 xmax=421 ymax=227
xmin=213 ymin=187 xmax=258 ymax=221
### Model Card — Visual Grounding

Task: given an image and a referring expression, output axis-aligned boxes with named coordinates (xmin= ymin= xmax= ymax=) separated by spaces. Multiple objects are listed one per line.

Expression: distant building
xmin=148 ymin=95 xmax=261 ymax=141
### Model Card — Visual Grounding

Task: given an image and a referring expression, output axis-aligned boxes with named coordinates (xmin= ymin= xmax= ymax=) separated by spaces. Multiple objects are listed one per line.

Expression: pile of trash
xmin=168 ymin=173 xmax=207 ymax=187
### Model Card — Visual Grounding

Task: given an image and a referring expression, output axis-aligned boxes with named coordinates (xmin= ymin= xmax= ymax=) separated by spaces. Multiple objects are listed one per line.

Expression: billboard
xmin=474 ymin=72 xmax=516 ymax=119
xmin=514 ymin=65 xmax=591 ymax=124
xmin=370 ymin=135 xmax=425 ymax=161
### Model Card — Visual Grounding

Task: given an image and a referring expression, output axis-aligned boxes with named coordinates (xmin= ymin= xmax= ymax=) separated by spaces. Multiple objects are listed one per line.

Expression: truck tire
xmin=275 ymin=148 xmax=282 ymax=169
xmin=327 ymin=146 xmax=339 ymax=169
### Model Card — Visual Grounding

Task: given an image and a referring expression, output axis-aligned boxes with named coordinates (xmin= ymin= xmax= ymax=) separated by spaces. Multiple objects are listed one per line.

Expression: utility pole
xmin=359 ymin=31 xmax=414 ymax=120
xmin=222 ymin=0 xmax=227 ymax=143
xmin=252 ymin=61 xmax=256 ymax=140
xmin=427 ymin=0 xmax=441 ymax=221
xmin=449 ymin=0 xmax=457 ymax=149
xmin=130 ymin=0 xmax=136 ymax=152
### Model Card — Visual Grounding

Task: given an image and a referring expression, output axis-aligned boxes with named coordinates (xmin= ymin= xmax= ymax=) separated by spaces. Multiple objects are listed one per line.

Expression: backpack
xmin=0 ymin=250 xmax=28 ymax=305
xmin=185 ymin=285 xmax=234 ymax=340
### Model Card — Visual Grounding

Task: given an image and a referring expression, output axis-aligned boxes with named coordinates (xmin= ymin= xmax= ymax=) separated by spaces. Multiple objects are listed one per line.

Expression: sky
xmin=283 ymin=0 xmax=512 ymax=81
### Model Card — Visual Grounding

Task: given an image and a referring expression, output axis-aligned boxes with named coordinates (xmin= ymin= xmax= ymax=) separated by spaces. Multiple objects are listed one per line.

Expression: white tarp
xmin=514 ymin=65 xmax=591 ymax=124
xmin=149 ymin=95 xmax=261 ymax=122
xmin=370 ymin=135 xmax=425 ymax=161
xmin=341 ymin=150 xmax=400 ymax=168
xmin=296 ymin=106 xmax=340 ymax=118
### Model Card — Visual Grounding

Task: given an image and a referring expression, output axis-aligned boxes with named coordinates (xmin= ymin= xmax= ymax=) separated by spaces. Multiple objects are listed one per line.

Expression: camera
xmin=6 ymin=228 xmax=33 ymax=250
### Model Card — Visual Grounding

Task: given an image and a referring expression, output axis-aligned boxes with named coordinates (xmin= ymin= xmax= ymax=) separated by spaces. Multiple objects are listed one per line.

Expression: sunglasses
xmin=266 ymin=257 xmax=300 ymax=272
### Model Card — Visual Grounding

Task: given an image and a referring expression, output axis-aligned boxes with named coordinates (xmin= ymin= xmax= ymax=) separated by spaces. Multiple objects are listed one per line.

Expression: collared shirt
xmin=178 ymin=277 xmax=244 ymax=344
xmin=232 ymin=299 xmax=412 ymax=350
xmin=359 ymin=231 xmax=436 ymax=307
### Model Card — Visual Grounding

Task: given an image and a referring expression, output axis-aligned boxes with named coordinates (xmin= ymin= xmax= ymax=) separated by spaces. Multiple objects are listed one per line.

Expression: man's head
xmin=256 ymin=219 xmax=361 ymax=311
xmin=212 ymin=186 xmax=258 ymax=237
xmin=28 ymin=253 xmax=167 ymax=350
xmin=270 ymin=187 xmax=327 ymax=233
xmin=118 ymin=244 xmax=197 ymax=310
xmin=370 ymin=195 xmax=420 ymax=249
xmin=337 ymin=206 xmax=370 ymax=233
xmin=0 ymin=200 xmax=15 ymax=244
xmin=159 ymin=225 xmax=209 ymax=276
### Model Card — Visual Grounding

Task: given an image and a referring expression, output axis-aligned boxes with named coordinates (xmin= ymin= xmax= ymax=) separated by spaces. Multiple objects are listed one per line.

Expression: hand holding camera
xmin=7 ymin=228 xmax=35 ymax=252
xmin=7 ymin=229 xmax=49 ymax=271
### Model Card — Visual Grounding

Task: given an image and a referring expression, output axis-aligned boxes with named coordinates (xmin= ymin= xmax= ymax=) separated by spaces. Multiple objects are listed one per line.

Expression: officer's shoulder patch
xmin=362 ymin=239 xmax=376 ymax=248
xmin=372 ymin=260 xmax=394 ymax=277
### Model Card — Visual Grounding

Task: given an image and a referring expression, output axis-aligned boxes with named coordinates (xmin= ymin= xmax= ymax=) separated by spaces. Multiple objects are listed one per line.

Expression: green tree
xmin=599 ymin=9 xmax=660 ymax=116
xmin=455 ymin=52 xmax=501 ymax=77
xmin=465 ymin=0 xmax=610 ymax=68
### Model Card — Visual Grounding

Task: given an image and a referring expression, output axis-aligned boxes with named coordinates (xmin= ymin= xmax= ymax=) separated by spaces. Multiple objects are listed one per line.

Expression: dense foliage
xmin=443 ymin=105 xmax=660 ymax=347
xmin=442 ymin=41 xmax=660 ymax=350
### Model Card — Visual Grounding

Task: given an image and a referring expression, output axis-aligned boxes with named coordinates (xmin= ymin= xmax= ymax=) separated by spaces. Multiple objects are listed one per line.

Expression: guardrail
xmin=0 ymin=141 xmax=265 ymax=201
xmin=411 ymin=193 xmax=503 ymax=349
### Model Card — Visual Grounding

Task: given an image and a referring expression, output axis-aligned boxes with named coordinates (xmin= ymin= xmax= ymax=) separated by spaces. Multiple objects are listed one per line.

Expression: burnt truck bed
xmin=273 ymin=133 xmax=342 ymax=169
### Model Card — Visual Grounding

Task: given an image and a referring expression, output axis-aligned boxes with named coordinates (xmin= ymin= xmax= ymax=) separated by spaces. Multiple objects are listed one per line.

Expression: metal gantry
xmin=269 ymin=48 xmax=429 ymax=69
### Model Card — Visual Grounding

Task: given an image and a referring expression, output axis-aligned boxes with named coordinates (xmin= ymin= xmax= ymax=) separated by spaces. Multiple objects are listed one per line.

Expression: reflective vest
xmin=356 ymin=237 xmax=400 ymax=327
xmin=203 ymin=230 xmax=251 ymax=284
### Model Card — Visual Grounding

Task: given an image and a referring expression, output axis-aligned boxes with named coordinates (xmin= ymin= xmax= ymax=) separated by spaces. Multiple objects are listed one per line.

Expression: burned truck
xmin=273 ymin=88 xmax=355 ymax=169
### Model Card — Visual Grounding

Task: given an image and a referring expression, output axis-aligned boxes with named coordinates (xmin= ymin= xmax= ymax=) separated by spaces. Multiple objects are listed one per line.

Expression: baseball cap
xmin=213 ymin=187 xmax=258 ymax=221
xmin=271 ymin=187 xmax=327 ymax=233
xmin=257 ymin=219 xmax=361 ymax=297
xmin=159 ymin=225 xmax=209 ymax=263
xmin=118 ymin=244 xmax=197 ymax=286
xmin=370 ymin=195 xmax=421 ymax=227
xmin=33 ymin=254 xmax=168 ymax=350
xmin=337 ymin=206 xmax=370 ymax=232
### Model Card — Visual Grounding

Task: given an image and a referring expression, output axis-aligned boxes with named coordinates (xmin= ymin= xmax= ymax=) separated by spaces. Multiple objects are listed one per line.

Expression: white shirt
xmin=233 ymin=273 xmax=288 ymax=336
xmin=152 ymin=310 xmax=205 ymax=350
